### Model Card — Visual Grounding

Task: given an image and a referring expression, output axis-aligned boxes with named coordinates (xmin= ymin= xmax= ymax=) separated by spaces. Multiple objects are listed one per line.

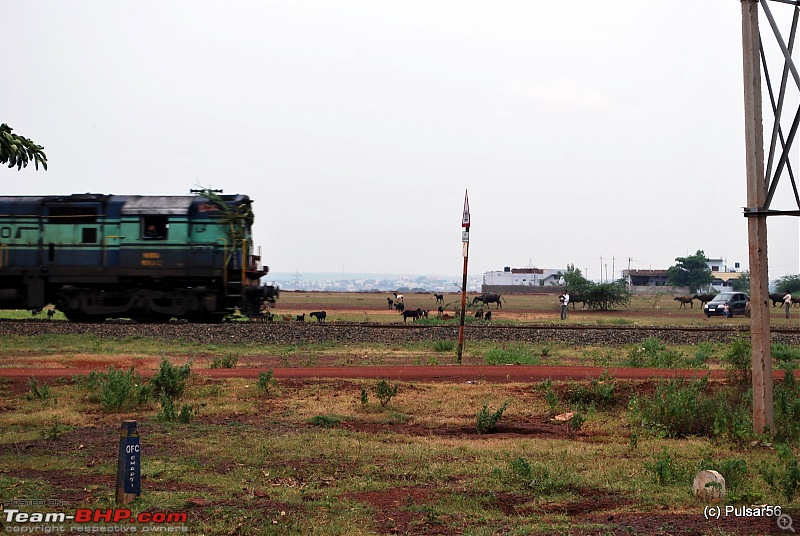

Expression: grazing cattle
xmin=31 ymin=308 xmax=42 ymax=316
xmin=484 ymin=311 xmax=492 ymax=321
xmin=295 ymin=313 xmax=305 ymax=322
xmin=693 ymin=293 xmax=716 ymax=307
xmin=434 ymin=293 xmax=444 ymax=304
xmin=440 ymin=314 xmax=453 ymax=320
xmin=402 ymin=308 xmax=423 ymax=322
xmin=673 ymin=296 xmax=695 ymax=309
xmin=387 ymin=298 xmax=394 ymax=309
xmin=769 ymin=292 xmax=786 ymax=307
xmin=310 ymin=311 xmax=327 ymax=322
xmin=393 ymin=292 xmax=404 ymax=303
xmin=472 ymin=292 xmax=503 ymax=308
xmin=569 ymin=293 xmax=588 ymax=309
xmin=474 ymin=310 xmax=484 ymax=319
xmin=394 ymin=302 xmax=405 ymax=312
xmin=793 ymin=297 xmax=800 ymax=307
xmin=437 ymin=306 xmax=444 ymax=318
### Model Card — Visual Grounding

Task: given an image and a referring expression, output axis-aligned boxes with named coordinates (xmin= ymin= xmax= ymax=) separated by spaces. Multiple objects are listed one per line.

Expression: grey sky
xmin=3 ymin=1 xmax=799 ymax=281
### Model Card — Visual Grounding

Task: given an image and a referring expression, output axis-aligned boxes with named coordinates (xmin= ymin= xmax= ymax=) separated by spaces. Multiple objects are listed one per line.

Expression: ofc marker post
xmin=457 ymin=190 xmax=470 ymax=363
xmin=116 ymin=420 xmax=141 ymax=505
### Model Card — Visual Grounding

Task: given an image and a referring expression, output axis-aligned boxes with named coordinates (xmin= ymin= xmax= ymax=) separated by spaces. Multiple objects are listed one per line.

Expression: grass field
xmin=0 ymin=292 xmax=798 ymax=535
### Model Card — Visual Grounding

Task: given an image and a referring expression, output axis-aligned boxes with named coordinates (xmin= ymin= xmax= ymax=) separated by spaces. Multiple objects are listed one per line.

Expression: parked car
xmin=704 ymin=292 xmax=749 ymax=318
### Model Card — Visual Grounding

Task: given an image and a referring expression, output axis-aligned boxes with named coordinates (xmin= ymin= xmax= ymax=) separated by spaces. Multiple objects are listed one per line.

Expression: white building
xmin=482 ymin=266 xmax=563 ymax=287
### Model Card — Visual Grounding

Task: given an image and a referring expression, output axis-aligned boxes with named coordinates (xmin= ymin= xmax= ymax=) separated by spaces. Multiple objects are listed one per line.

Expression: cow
xmin=393 ymin=292 xmax=404 ymax=303
xmin=434 ymin=293 xmax=444 ymax=304
xmin=395 ymin=302 xmax=405 ymax=312
xmin=673 ymin=296 xmax=695 ymax=309
xmin=437 ymin=306 xmax=444 ymax=318
xmin=47 ymin=309 xmax=56 ymax=319
xmin=769 ymin=292 xmax=786 ymax=307
xmin=693 ymin=293 xmax=716 ymax=307
xmin=569 ymin=293 xmax=588 ymax=309
xmin=402 ymin=308 xmax=423 ymax=322
xmin=282 ymin=314 xmax=293 ymax=322
xmin=472 ymin=292 xmax=503 ymax=308
xmin=440 ymin=314 xmax=453 ymax=320
xmin=295 ymin=313 xmax=305 ymax=322
xmin=310 ymin=311 xmax=327 ymax=322
xmin=484 ymin=311 xmax=492 ymax=321
xmin=474 ymin=310 xmax=484 ymax=319
xmin=387 ymin=297 xmax=394 ymax=309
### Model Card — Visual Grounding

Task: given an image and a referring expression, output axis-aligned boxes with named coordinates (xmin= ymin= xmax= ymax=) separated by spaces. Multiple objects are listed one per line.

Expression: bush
xmin=564 ymin=371 xmax=617 ymax=409
xmin=630 ymin=377 xmax=752 ymax=440
xmin=775 ymin=361 xmax=800 ymax=441
xmin=497 ymin=457 xmax=571 ymax=494
xmin=150 ymin=359 xmax=191 ymax=399
xmin=723 ymin=337 xmax=751 ymax=385
xmin=773 ymin=343 xmax=800 ymax=362
xmin=433 ymin=340 xmax=455 ymax=353
xmin=375 ymin=379 xmax=399 ymax=407
xmin=761 ymin=444 xmax=800 ymax=502
xmin=309 ymin=415 xmax=342 ymax=427
xmin=84 ymin=366 xmax=150 ymax=413
xmin=210 ymin=355 xmax=238 ymax=369
xmin=476 ymin=401 xmax=509 ymax=434
xmin=257 ymin=370 xmax=277 ymax=395
xmin=27 ymin=378 xmax=51 ymax=401
xmin=157 ymin=393 xmax=197 ymax=423
xmin=484 ymin=344 xmax=538 ymax=365
xmin=536 ymin=379 xmax=559 ymax=414
xmin=645 ymin=448 xmax=676 ymax=486
xmin=625 ymin=337 xmax=691 ymax=369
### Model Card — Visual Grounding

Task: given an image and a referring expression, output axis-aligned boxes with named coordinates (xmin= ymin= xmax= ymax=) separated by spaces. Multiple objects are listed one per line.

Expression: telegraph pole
xmin=457 ymin=190 xmax=470 ymax=363
xmin=741 ymin=0 xmax=773 ymax=434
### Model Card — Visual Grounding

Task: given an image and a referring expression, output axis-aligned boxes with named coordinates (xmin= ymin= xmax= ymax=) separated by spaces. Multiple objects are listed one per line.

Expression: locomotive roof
xmin=0 ymin=194 xmax=251 ymax=216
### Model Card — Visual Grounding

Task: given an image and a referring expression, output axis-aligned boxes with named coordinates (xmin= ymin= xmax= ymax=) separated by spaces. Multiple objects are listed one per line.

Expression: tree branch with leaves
xmin=0 ymin=124 xmax=47 ymax=171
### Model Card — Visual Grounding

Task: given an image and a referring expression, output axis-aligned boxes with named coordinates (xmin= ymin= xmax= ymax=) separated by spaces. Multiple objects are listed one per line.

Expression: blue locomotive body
xmin=0 ymin=192 xmax=278 ymax=321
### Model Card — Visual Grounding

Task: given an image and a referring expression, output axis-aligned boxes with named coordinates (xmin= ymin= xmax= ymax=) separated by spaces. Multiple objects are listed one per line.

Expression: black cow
xmin=387 ymin=298 xmax=394 ymax=309
xmin=395 ymin=302 xmax=405 ymax=312
xmin=769 ymin=292 xmax=785 ymax=307
xmin=310 ymin=311 xmax=327 ymax=322
xmin=673 ymin=296 xmax=694 ymax=309
xmin=484 ymin=311 xmax=492 ymax=321
xmin=295 ymin=313 xmax=305 ymax=322
xmin=402 ymin=308 xmax=423 ymax=322
xmin=693 ymin=293 xmax=716 ymax=307
xmin=472 ymin=292 xmax=503 ymax=308
xmin=474 ymin=310 xmax=484 ymax=319
xmin=434 ymin=293 xmax=444 ymax=303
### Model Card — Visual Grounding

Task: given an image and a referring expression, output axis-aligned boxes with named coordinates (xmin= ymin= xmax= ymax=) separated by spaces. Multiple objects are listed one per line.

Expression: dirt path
xmin=0 ymin=364 xmax=730 ymax=383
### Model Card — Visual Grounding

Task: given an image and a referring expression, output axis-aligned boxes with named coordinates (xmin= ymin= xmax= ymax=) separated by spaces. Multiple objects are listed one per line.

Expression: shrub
xmin=150 ymin=359 xmax=191 ymax=399
xmin=210 ymin=355 xmax=238 ymax=369
xmin=630 ymin=377 xmax=752 ymax=440
xmin=564 ymin=371 xmax=617 ymax=409
xmin=498 ymin=457 xmax=571 ymax=494
xmin=645 ymin=448 xmax=675 ymax=486
xmin=433 ymin=340 xmax=455 ymax=353
xmin=359 ymin=385 xmax=369 ymax=406
xmin=27 ymin=378 xmax=51 ymax=401
xmin=625 ymin=337 xmax=689 ymax=369
xmin=84 ymin=366 xmax=150 ymax=413
xmin=536 ymin=379 xmax=559 ymax=414
xmin=309 ymin=415 xmax=342 ymax=427
xmin=257 ymin=370 xmax=277 ymax=395
xmin=760 ymin=444 xmax=800 ymax=502
xmin=773 ymin=343 xmax=800 ymax=362
xmin=41 ymin=417 xmax=69 ymax=441
xmin=723 ymin=337 xmax=751 ymax=385
xmin=157 ymin=393 xmax=197 ymax=423
xmin=774 ymin=361 xmax=800 ymax=441
xmin=476 ymin=401 xmax=509 ymax=434
xmin=375 ymin=379 xmax=399 ymax=407
xmin=484 ymin=344 xmax=538 ymax=365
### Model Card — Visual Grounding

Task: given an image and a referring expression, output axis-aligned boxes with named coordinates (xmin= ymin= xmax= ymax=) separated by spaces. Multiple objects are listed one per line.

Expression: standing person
xmin=784 ymin=292 xmax=793 ymax=319
xmin=560 ymin=291 xmax=570 ymax=320
xmin=723 ymin=302 xmax=730 ymax=318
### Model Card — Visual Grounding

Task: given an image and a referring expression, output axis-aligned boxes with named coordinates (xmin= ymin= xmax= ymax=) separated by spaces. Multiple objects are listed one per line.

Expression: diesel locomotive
xmin=0 ymin=190 xmax=279 ymax=322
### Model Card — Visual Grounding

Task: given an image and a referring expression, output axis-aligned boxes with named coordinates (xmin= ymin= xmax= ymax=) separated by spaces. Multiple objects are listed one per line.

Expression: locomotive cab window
xmin=142 ymin=217 xmax=168 ymax=240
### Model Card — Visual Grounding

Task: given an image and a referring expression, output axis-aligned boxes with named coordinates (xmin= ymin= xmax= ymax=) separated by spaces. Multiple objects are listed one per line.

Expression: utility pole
xmin=599 ymin=256 xmax=603 ymax=283
xmin=741 ymin=0 xmax=773 ymax=434
xmin=457 ymin=190 xmax=470 ymax=364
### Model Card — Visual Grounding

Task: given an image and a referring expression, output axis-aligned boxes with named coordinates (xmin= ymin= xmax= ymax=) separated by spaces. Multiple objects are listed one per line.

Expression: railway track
xmin=2 ymin=319 xmax=800 ymax=346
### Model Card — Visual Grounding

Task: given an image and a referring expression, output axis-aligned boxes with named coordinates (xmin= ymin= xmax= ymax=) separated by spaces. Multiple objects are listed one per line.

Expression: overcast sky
xmin=4 ymin=1 xmax=800 ymax=282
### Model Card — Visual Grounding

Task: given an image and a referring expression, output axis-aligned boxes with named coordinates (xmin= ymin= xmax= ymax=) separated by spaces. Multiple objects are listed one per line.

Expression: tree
xmin=0 ymin=124 xmax=47 ymax=170
xmin=774 ymin=275 xmax=800 ymax=295
xmin=731 ymin=271 xmax=750 ymax=293
xmin=666 ymin=250 xmax=713 ymax=293
xmin=584 ymin=281 xmax=632 ymax=311
xmin=562 ymin=264 xmax=590 ymax=292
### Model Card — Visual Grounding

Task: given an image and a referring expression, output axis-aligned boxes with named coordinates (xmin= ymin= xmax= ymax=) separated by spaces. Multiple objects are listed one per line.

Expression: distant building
xmin=623 ymin=269 xmax=669 ymax=287
xmin=482 ymin=266 xmax=563 ymax=292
